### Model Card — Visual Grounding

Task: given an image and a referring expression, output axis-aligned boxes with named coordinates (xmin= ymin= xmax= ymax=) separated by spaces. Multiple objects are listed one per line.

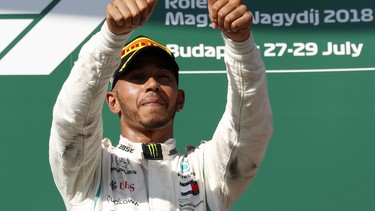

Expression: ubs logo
xmin=110 ymin=180 xmax=135 ymax=192
xmin=0 ymin=0 xmax=109 ymax=75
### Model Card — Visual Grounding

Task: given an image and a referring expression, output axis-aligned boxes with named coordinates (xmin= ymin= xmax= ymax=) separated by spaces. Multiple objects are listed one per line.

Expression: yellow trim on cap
xmin=119 ymin=37 xmax=173 ymax=73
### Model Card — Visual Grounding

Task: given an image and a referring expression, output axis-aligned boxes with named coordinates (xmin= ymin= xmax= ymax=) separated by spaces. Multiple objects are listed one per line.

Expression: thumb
xmin=207 ymin=0 xmax=217 ymax=28
xmin=146 ymin=0 xmax=158 ymax=9
xmin=207 ymin=0 xmax=216 ymax=13
xmin=146 ymin=0 xmax=158 ymax=17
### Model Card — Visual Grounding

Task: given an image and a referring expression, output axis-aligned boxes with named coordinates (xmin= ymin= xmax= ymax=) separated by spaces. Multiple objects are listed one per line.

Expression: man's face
xmin=113 ymin=54 xmax=183 ymax=130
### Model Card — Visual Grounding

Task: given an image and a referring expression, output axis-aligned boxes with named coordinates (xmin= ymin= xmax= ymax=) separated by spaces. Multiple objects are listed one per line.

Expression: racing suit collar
xmin=115 ymin=136 xmax=179 ymax=160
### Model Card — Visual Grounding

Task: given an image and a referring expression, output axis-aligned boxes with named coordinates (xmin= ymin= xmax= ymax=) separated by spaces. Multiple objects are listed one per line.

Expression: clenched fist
xmin=106 ymin=0 xmax=157 ymax=35
xmin=208 ymin=0 xmax=252 ymax=42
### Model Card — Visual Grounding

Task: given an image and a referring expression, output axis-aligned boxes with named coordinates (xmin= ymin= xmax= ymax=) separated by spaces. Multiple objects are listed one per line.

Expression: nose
xmin=145 ymin=77 xmax=160 ymax=92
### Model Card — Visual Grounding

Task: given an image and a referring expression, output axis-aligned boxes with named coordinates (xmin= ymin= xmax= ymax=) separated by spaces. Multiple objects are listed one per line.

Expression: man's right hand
xmin=106 ymin=0 xmax=157 ymax=35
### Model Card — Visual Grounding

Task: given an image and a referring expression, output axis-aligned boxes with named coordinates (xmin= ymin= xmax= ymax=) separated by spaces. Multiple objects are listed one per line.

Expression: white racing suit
xmin=49 ymin=22 xmax=273 ymax=211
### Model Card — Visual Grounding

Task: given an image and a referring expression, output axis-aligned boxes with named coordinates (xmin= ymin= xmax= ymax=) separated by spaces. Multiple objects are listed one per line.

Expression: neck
xmin=120 ymin=123 xmax=174 ymax=144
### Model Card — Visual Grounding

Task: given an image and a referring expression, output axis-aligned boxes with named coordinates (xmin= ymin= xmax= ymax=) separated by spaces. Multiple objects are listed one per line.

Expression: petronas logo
xmin=0 ymin=0 xmax=106 ymax=75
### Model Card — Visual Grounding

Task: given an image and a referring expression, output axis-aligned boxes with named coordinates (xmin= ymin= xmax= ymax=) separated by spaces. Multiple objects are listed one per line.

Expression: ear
xmin=176 ymin=89 xmax=185 ymax=112
xmin=106 ymin=91 xmax=121 ymax=115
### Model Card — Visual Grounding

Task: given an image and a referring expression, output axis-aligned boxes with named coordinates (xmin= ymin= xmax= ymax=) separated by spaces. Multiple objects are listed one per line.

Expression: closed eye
xmin=126 ymin=73 xmax=147 ymax=84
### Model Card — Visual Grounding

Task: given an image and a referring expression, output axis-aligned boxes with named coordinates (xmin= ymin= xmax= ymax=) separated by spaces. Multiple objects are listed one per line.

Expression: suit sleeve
xmin=203 ymin=33 xmax=273 ymax=209
xmin=48 ymin=23 xmax=130 ymax=206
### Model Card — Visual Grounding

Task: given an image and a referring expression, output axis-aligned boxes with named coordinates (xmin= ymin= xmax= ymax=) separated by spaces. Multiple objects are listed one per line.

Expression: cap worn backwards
xmin=110 ymin=36 xmax=179 ymax=90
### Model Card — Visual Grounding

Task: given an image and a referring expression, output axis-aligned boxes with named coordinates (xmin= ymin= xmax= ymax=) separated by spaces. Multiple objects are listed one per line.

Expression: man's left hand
xmin=208 ymin=0 xmax=253 ymax=42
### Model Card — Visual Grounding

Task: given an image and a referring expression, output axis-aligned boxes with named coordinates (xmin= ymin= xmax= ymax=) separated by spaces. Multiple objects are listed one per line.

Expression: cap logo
xmin=119 ymin=37 xmax=173 ymax=73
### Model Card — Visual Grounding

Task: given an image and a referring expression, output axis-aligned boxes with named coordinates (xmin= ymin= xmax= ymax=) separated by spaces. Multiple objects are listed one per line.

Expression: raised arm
xmin=203 ymin=0 xmax=273 ymax=209
xmin=49 ymin=0 xmax=157 ymax=206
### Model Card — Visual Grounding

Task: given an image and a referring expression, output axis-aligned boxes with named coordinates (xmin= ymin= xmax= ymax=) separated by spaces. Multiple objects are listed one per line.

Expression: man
xmin=49 ymin=0 xmax=273 ymax=210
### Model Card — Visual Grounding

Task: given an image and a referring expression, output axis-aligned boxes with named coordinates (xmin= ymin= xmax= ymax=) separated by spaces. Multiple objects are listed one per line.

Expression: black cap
xmin=110 ymin=36 xmax=179 ymax=90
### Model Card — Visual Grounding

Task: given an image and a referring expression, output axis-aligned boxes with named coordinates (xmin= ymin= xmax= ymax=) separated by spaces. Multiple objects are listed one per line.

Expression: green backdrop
xmin=1 ymin=0 xmax=374 ymax=210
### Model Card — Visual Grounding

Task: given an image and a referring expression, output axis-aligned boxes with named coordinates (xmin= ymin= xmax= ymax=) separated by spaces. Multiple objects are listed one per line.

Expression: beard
xmin=117 ymin=96 xmax=177 ymax=130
